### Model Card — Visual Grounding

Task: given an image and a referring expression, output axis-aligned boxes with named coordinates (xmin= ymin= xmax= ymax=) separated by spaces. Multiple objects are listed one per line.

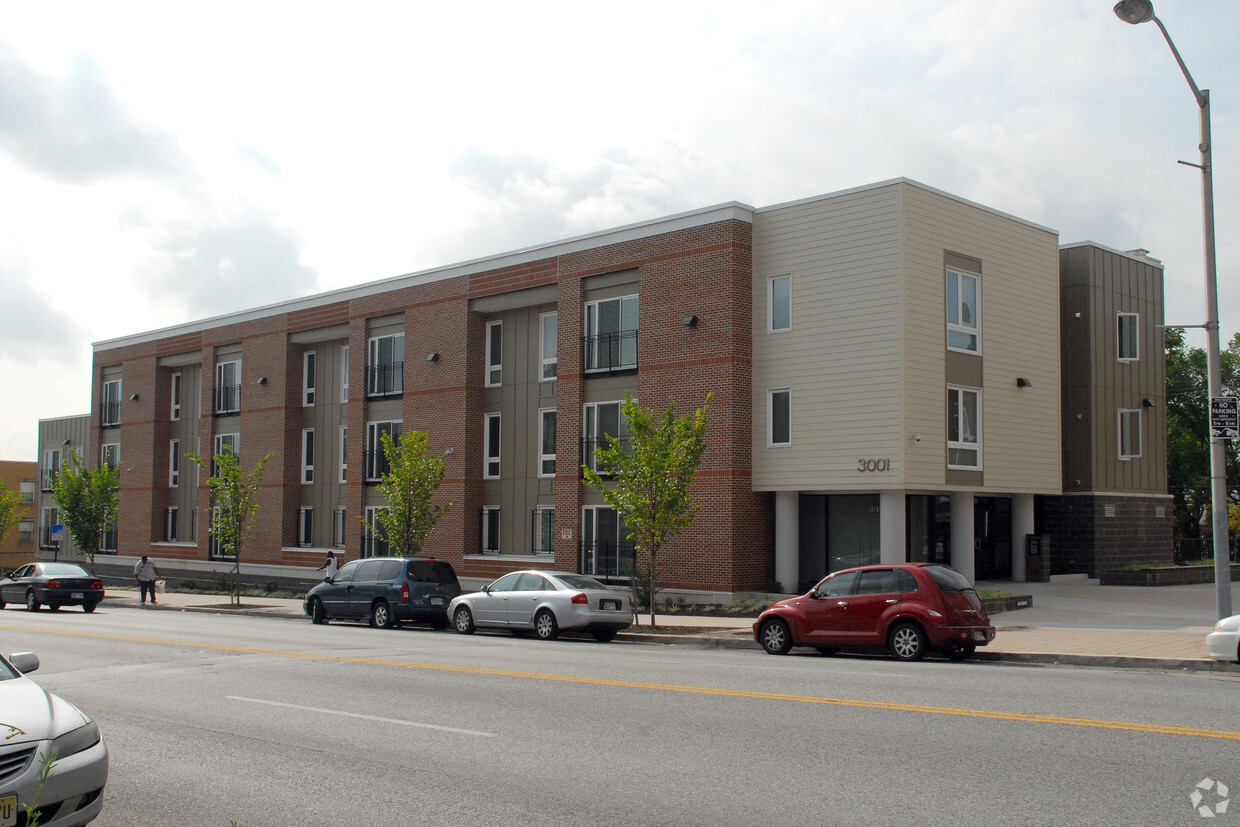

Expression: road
xmin=2 ymin=604 xmax=1237 ymax=826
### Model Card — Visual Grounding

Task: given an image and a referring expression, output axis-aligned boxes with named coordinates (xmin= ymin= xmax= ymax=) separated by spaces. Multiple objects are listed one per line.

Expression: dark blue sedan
xmin=0 ymin=562 xmax=105 ymax=613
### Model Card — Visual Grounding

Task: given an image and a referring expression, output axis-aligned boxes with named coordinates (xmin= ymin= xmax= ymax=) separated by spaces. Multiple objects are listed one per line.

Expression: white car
xmin=449 ymin=570 xmax=632 ymax=641
xmin=1206 ymin=615 xmax=1240 ymax=663
xmin=0 ymin=652 xmax=108 ymax=827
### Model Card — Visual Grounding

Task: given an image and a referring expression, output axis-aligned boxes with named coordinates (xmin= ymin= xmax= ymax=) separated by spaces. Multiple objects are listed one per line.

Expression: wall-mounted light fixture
xmin=129 ymin=393 xmax=139 ymax=401
xmin=910 ymin=432 xmax=922 ymax=442
xmin=255 ymin=377 xmax=267 ymax=386
xmin=1143 ymin=398 xmax=1156 ymax=408
xmin=681 ymin=315 xmax=698 ymax=327
xmin=444 ymin=447 xmax=455 ymax=455
xmin=1016 ymin=378 xmax=1033 ymax=388
xmin=62 ymin=438 xmax=71 ymax=445
xmin=426 ymin=352 xmax=439 ymax=363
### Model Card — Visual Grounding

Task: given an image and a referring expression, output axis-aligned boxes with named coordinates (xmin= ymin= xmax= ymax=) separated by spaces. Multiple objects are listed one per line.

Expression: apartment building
xmin=0 ymin=460 xmax=38 ymax=569
xmin=35 ymin=179 xmax=1170 ymax=596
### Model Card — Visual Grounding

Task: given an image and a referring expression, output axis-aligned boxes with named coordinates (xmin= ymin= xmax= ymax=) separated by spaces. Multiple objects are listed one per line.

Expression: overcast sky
xmin=2 ymin=0 xmax=1237 ymax=460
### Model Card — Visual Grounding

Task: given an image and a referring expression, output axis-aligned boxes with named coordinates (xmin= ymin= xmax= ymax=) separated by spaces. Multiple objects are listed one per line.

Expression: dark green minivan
xmin=304 ymin=557 xmax=461 ymax=629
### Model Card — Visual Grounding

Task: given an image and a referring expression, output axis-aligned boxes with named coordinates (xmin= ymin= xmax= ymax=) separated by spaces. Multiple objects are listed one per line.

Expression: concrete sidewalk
xmin=97 ymin=577 xmax=1240 ymax=673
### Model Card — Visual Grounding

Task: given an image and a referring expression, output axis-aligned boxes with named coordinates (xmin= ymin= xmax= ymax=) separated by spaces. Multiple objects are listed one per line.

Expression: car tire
xmin=944 ymin=644 xmax=976 ymax=661
xmin=82 ymin=602 xmax=97 ymax=613
xmin=759 ymin=618 xmax=793 ymax=655
xmin=26 ymin=591 xmax=40 ymax=612
xmin=371 ymin=600 xmax=395 ymax=630
xmin=534 ymin=609 xmax=559 ymax=640
xmin=453 ymin=606 xmax=475 ymax=635
xmin=310 ymin=598 xmax=327 ymax=625
xmin=889 ymin=622 xmax=928 ymax=661
xmin=593 ymin=629 xmax=618 ymax=643
xmin=815 ymin=646 xmax=839 ymax=656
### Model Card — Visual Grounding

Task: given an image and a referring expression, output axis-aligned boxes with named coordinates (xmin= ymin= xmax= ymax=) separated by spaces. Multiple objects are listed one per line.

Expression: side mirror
xmin=8 ymin=652 xmax=39 ymax=674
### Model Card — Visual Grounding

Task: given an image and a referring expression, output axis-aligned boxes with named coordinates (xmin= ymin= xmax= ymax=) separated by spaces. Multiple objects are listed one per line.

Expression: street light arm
xmin=1149 ymin=15 xmax=1206 ymax=107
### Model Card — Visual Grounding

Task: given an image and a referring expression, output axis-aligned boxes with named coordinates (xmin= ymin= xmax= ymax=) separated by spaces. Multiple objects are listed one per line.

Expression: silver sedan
xmin=1207 ymin=615 xmax=1240 ymax=663
xmin=449 ymin=570 xmax=632 ymax=641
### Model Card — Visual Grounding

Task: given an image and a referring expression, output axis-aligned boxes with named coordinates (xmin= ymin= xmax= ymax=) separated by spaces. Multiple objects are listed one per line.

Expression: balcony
xmin=39 ymin=469 xmax=56 ymax=492
xmin=581 ymin=435 xmax=631 ymax=476
xmin=578 ymin=538 xmax=636 ymax=583
xmin=213 ymin=384 xmax=241 ymax=415
xmin=363 ymin=450 xmax=392 ymax=482
xmin=365 ymin=362 xmax=404 ymax=398
xmin=100 ymin=401 xmax=121 ymax=428
xmin=582 ymin=330 xmax=638 ymax=374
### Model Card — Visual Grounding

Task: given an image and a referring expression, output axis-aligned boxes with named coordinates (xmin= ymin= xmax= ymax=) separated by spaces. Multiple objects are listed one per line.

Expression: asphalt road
xmin=2 ymin=603 xmax=1237 ymax=826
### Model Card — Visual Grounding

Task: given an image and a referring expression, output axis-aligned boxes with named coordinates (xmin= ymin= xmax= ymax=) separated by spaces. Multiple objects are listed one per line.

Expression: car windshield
xmin=40 ymin=564 xmax=90 ymax=577
xmin=552 ymin=574 xmax=609 ymax=591
xmin=0 ymin=657 xmax=20 ymax=681
xmin=925 ymin=565 xmax=975 ymax=593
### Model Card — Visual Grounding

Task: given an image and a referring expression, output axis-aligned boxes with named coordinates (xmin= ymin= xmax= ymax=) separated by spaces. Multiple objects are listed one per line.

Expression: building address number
xmin=857 ymin=458 xmax=890 ymax=472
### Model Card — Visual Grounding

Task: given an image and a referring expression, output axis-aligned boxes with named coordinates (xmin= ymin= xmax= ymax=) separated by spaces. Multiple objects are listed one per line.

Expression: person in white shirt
xmin=315 ymin=550 xmax=339 ymax=580
xmin=134 ymin=555 xmax=160 ymax=605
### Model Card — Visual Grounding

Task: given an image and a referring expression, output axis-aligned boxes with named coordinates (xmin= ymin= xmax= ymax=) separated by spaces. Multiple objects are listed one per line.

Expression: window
xmin=540 ymin=312 xmax=558 ymax=380
xmin=19 ymin=479 xmax=34 ymax=503
xmin=340 ymin=425 xmax=348 ymax=483
xmin=486 ymin=321 xmax=502 ymax=386
xmin=169 ymin=440 xmax=180 ymax=487
xmin=166 ymin=507 xmax=178 ymax=542
xmin=484 ymin=413 xmax=501 ymax=478
xmin=367 ymin=334 xmax=404 ymax=397
xmin=17 ymin=520 xmax=33 ymax=544
xmin=583 ymin=401 xmax=630 ymax=472
xmin=1118 ymin=313 xmax=1139 ymax=361
xmin=366 ymin=421 xmax=401 ymax=480
xmin=303 ymin=351 xmax=317 ymax=405
xmin=539 ymin=409 xmax=556 ymax=477
xmin=582 ymin=506 xmax=632 ymax=578
xmin=215 ymin=360 xmax=241 ymax=414
xmin=101 ymin=444 xmax=120 ymax=471
xmin=948 ymin=387 xmax=981 ymax=468
xmin=299 ymin=507 xmax=314 ymax=547
xmin=341 ymin=346 xmax=350 ymax=402
xmin=769 ymin=275 xmax=791 ymax=332
xmin=171 ymin=372 xmax=182 ymax=420
xmin=101 ymin=379 xmax=121 ymax=426
xmin=40 ymin=507 xmax=59 ymax=549
xmin=769 ymin=389 xmax=791 ymax=447
xmin=481 ymin=506 xmax=500 ymax=553
xmin=333 ymin=507 xmax=347 ymax=548
xmin=946 ymin=267 xmax=980 ymax=353
xmin=584 ymin=295 xmax=638 ymax=371
xmin=302 ymin=429 xmax=315 ymax=483
xmin=1119 ymin=409 xmax=1142 ymax=459
xmin=41 ymin=449 xmax=61 ymax=491
xmin=533 ymin=506 xmax=555 ymax=555
xmin=364 ymin=506 xmax=390 ymax=557
xmin=213 ymin=433 xmax=239 ymax=476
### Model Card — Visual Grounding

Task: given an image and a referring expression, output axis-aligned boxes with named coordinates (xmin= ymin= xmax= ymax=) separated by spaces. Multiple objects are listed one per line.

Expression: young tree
xmin=582 ymin=392 xmax=711 ymax=627
xmin=49 ymin=449 xmax=120 ymax=572
xmin=188 ymin=446 xmax=273 ymax=606
xmin=373 ymin=430 xmax=451 ymax=557
xmin=0 ymin=482 xmax=26 ymax=562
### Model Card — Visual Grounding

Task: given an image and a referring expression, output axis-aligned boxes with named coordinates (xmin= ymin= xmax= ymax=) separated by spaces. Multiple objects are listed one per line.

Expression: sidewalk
xmin=99 ymin=577 xmax=1240 ymax=673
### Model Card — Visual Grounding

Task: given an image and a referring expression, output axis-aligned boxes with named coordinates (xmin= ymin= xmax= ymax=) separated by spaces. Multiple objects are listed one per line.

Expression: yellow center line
xmin=7 ymin=623 xmax=1238 ymax=741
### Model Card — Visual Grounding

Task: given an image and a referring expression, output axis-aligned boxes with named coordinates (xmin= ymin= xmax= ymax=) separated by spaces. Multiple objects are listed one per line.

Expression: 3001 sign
xmin=856 ymin=458 xmax=890 ymax=472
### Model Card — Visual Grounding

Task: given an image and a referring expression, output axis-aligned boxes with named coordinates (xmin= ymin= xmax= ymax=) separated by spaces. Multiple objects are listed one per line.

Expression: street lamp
xmin=1114 ymin=0 xmax=1232 ymax=619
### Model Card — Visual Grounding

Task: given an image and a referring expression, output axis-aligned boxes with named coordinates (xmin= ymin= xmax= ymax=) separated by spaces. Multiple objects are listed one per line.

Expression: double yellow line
xmin=7 ymin=623 xmax=1238 ymax=741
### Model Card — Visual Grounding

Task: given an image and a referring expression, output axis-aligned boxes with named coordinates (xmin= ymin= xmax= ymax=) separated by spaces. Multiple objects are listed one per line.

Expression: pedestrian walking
xmin=135 ymin=555 xmax=161 ymax=605
xmin=315 ymin=550 xmax=339 ymax=580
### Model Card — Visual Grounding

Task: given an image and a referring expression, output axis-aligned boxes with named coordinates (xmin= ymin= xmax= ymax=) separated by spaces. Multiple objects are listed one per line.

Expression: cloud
xmin=0 ymin=264 xmax=90 ymax=363
xmin=0 ymin=42 xmax=191 ymax=184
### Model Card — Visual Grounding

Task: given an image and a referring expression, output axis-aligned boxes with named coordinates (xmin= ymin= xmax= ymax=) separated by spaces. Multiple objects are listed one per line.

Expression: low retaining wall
xmin=1100 ymin=563 xmax=1240 ymax=587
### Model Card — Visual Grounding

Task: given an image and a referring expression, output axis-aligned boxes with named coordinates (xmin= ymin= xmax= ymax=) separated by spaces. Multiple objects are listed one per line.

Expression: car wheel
xmin=534 ymin=609 xmax=559 ymax=640
xmin=82 ymin=602 xmax=97 ymax=613
xmin=815 ymin=646 xmax=839 ymax=656
xmin=26 ymin=591 xmax=40 ymax=612
xmin=453 ymin=606 xmax=475 ymax=634
xmin=371 ymin=600 xmax=395 ymax=630
xmin=593 ymin=629 xmax=618 ymax=643
xmin=889 ymin=622 xmax=928 ymax=661
xmin=944 ymin=644 xmax=976 ymax=661
xmin=759 ymin=618 xmax=793 ymax=655
xmin=310 ymin=598 xmax=327 ymax=625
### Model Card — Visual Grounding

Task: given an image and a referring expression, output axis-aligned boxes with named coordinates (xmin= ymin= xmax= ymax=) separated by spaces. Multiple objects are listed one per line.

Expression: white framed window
xmin=367 ymin=334 xmax=404 ymax=397
xmin=302 ymin=429 xmax=315 ymax=483
xmin=481 ymin=506 xmax=500 ymax=553
xmin=366 ymin=421 xmax=401 ymax=480
xmin=485 ymin=320 xmax=503 ymax=386
xmin=299 ymin=506 xmax=314 ymax=547
xmin=215 ymin=360 xmax=242 ymax=413
xmin=948 ymin=386 xmax=981 ymax=469
xmin=171 ymin=372 xmax=182 ymax=420
xmin=166 ymin=507 xmax=178 ymax=542
xmin=946 ymin=267 xmax=980 ymax=353
xmin=303 ymin=351 xmax=317 ymax=406
xmin=539 ymin=409 xmax=556 ymax=477
xmin=101 ymin=379 xmax=122 ymax=426
xmin=1119 ymin=409 xmax=1142 ymax=459
xmin=533 ymin=506 xmax=555 ymax=555
xmin=341 ymin=345 xmax=350 ymax=402
xmin=101 ymin=443 xmax=120 ymax=471
xmin=484 ymin=413 xmax=501 ymax=478
xmin=584 ymin=295 xmax=639 ymax=371
xmin=582 ymin=505 xmax=629 ymax=578
xmin=540 ymin=312 xmax=558 ymax=381
xmin=583 ymin=400 xmax=630 ymax=472
xmin=364 ymin=506 xmax=390 ymax=556
xmin=1118 ymin=313 xmax=1139 ymax=361
xmin=339 ymin=425 xmax=348 ymax=483
xmin=333 ymin=507 xmax=347 ymax=548
xmin=169 ymin=440 xmax=180 ymax=487
xmin=213 ymin=433 xmax=239 ymax=476
xmin=769 ymin=275 xmax=791 ymax=332
xmin=768 ymin=389 xmax=791 ymax=447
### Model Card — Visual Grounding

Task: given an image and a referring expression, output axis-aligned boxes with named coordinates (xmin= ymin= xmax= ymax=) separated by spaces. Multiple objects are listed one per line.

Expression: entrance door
xmin=974 ymin=497 xmax=1012 ymax=580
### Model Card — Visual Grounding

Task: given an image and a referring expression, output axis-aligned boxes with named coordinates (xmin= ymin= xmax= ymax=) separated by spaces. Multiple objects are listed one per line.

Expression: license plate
xmin=974 ymin=630 xmax=987 ymax=641
xmin=1 ymin=794 xmax=17 ymax=827
xmin=600 ymin=599 xmax=620 ymax=610
xmin=72 ymin=592 xmax=84 ymax=599
xmin=430 ymin=596 xmax=444 ymax=606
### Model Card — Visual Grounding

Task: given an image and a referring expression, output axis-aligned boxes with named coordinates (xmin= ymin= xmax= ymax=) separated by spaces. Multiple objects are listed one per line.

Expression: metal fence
xmin=1172 ymin=536 xmax=1239 ymax=565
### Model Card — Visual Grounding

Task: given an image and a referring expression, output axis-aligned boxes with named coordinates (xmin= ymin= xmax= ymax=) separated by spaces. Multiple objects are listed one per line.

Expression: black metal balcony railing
xmin=40 ymin=469 xmax=56 ymax=492
xmin=582 ymin=330 xmax=638 ymax=373
xmin=100 ymin=401 xmax=121 ymax=427
xmin=581 ymin=436 xmax=632 ymax=475
xmin=579 ymin=539 xmax=636 ymax=583
xmin=363 ymin=450 xmax=392 ymax=482
xmin=365 ymin=362 xmax=404 ymax=397
xmin=214 ymin=384 xmax=241 ymax=415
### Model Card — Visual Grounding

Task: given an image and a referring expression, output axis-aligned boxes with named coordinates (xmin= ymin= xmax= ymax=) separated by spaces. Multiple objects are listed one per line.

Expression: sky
xmin=1 ymin=0 xmax=1237 ymax=460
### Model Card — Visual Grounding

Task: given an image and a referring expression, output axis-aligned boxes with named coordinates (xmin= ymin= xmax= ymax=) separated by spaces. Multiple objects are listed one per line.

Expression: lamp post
xmin=1114 ymin=0 xmax=1232 ymax=619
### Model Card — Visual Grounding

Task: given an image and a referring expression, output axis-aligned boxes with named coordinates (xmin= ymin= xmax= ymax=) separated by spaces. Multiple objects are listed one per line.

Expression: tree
xmin=1165 ymin=330 xmax=1240 ymax=538
xmin=372 ymin=430 xmax=451 ymax=557
xmin=582 ymin=392 xmax=711 ymax=627
xmin=188 ymin=446 xmax=273 ymax=606
xmin=49 ymin=449 xmax=120 ymax=572
xmin=0 ymin=481 xmax=25 ymax=550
